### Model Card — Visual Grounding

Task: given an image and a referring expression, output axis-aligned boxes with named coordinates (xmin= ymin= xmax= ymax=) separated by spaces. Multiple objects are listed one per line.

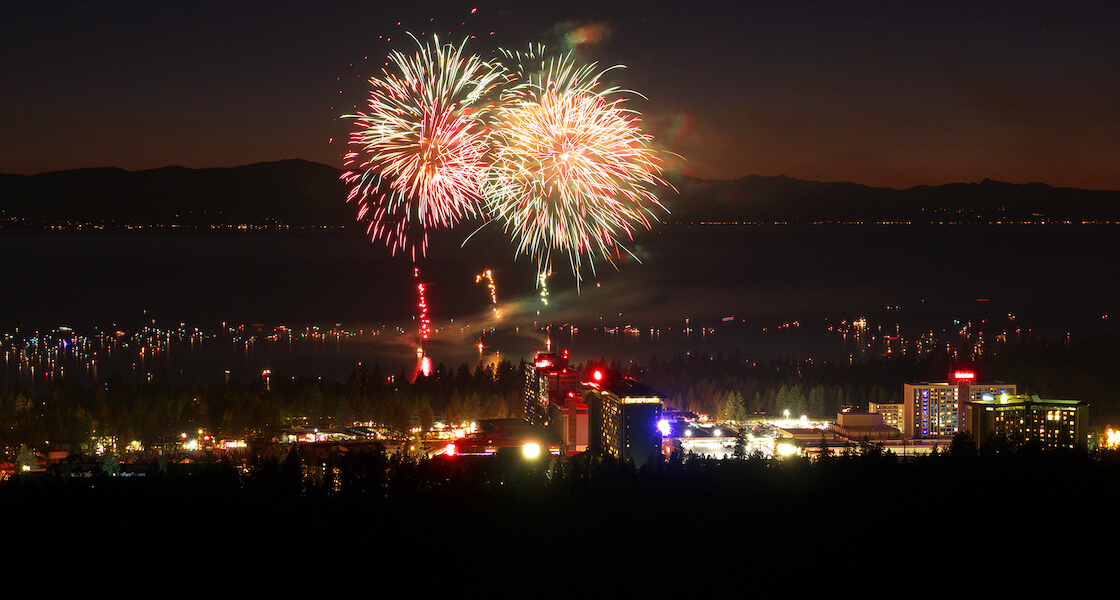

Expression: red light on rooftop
xmin=592 ymin=369 xmax=604 ymax=382
xmin=953 ymin=370 xmax=975 ymax=380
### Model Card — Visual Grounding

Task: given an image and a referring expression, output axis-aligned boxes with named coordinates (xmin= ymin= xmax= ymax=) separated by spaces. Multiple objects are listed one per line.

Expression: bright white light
xmin=657 ymin=419 xmax=670 ymax=436
xmin=523 ymin=442 xmax=541 ymax=458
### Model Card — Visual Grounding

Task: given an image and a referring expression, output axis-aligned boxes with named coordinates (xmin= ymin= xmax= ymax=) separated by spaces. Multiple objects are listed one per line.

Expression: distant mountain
xmin=0 ymin=159 xmax=354 ymax=229
xmin=661 ymin=173 xmax=1120 ymax=224
xmin=2 ymin=160 xmax=1119 ymax=228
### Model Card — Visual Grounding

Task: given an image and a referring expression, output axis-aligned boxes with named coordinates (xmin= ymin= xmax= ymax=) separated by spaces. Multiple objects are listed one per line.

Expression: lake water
xmin=4 ymin=225 xmax=1120 ymax=385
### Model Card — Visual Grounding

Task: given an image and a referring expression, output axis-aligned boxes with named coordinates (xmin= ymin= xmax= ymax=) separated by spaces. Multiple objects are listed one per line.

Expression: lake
xmin=4 ymin=224 xmax=1120 ymax=385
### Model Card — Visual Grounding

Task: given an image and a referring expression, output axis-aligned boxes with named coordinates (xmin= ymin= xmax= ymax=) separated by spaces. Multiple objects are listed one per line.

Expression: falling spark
xmin=475 ymin=269 xmax=501 ymax=318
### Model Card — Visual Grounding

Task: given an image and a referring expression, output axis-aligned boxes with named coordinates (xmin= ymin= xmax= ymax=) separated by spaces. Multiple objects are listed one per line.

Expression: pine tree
xmin=16 ymin=443 xmax=36 ymax=472
xmin=808 ymin=385 xmax=825 ymax=418
xmin=723 ymin=390 xmax=745 ymax=422
xmin=417 ymin=395 xmax=434 ymax=432
xmin=734 ymin=427 xmax=747 ymax=459
xmin=101 ymin=449 xmax=120 ymax=476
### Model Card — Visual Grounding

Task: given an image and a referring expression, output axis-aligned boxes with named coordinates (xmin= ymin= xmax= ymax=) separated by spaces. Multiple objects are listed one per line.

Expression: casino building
xmin=523 ymin=351 xmax=665 ymax=464
xmin=583 ymin=367 xmax=664 ymax=468
xmin=965 ymin=394 xmax=1086 ymax=450
xmin=900 ymin=370 xmax=1015 ymax=440
xmin=523 ymin=351 xmax=587 ymax=454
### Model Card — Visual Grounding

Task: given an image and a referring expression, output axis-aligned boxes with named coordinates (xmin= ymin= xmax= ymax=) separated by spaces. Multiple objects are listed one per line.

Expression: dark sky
xmin=3 ymin=0 xmax=1117 ymax=190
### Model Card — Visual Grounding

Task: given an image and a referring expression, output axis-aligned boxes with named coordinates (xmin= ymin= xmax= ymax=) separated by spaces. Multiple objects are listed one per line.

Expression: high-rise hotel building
xmin=901 ymin=371 xmax=1015 ymax=440
xmin=584 ymin=368 xmax=663 ymax=467
xmin=524 ymin=351 xmax=586 ymax=453
xmin=965 ymin=394 xmax=1086 ymax=450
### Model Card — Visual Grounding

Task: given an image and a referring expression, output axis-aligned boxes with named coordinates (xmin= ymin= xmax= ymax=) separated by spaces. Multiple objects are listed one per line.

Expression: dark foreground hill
xmin=2 ymin=159 xmax=1119 ymax=228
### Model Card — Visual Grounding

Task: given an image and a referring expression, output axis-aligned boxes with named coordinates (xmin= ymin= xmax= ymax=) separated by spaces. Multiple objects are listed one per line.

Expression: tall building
xmin=583 ymin=367 xmax=663 ymax=467
xmin=902 ymin=371 xmax=1015 ymax=440
xmin=965 ymin=394 xmax=1086 ymax=450
xmin=523 ymin=351 xmax=586 ymax=453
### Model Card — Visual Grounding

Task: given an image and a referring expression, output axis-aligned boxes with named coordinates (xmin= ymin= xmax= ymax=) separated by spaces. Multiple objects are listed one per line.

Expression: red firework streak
xmin=412 ymin=267 xmax=433 ymax=380
xmin=415 ymin=267 xmax=431 ymax=343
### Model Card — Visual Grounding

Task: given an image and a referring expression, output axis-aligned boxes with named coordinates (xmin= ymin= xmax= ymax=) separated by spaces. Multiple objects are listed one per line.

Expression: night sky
xmin=3 ymin=0 xmax=1118 ymax=190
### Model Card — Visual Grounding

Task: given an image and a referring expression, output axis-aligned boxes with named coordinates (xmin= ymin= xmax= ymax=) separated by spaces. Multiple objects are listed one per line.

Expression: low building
xmin=668 ymin=421 xmax=740 ymax=458
xmin=828 ymin=412 xmax=901 ymax=441
xmin=778 ymin=426 xmax=835 ymax=454
xmin=868 ymin=402 xmax=903 ymax=431
xmin=447 ymin=418 xmax=560 ymax=458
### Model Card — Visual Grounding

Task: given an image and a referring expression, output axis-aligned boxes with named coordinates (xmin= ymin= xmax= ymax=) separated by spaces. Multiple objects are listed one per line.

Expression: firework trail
xmin=414 ymin=267 xmax=431 ymax=345
xmin=475 ymin=269 xmax=501 ymax=318
xmin=410 ymin=267 xmax=434 ymax=380
xmin=480 ymin=46 xmax=667 ymax=282
xmin=342 ymin=34 xmax=506 ymax=260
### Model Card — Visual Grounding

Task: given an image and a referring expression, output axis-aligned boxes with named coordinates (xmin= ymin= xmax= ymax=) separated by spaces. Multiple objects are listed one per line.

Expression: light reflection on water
xmin=4 ymin=225 xmax=1120 ymax=388
xmin=0 ymin=312 xmax=1051 ymax=392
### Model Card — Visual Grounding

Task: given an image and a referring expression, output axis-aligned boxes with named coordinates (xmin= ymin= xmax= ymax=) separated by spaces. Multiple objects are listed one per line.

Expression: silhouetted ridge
xmin=2 ymin=161 xmax=1119 ymax=228
xmin=0 ymin=159 xmax=354 ymax=228
xmin=662 ymin=172 xmax=1120 ymax=224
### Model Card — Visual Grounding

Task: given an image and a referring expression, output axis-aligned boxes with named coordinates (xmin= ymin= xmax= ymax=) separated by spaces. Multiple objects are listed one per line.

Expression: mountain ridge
xmin=2 ymin=159 xmax=1119 ymax=228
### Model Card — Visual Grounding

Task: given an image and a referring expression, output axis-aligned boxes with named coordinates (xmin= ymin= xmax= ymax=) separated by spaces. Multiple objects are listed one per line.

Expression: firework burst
xmin=481 ymin=47 xmax=666 ymax=281
xmin=342 ymin=34 xmax=506 ymax=259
